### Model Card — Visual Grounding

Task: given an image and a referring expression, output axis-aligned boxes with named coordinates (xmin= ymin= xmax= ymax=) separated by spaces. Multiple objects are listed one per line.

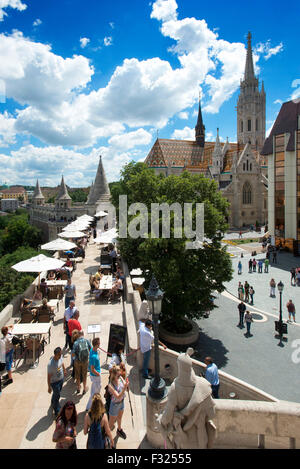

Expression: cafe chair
xmin=19 ymin=311 xmax=35 ymax=324
xmin=24 ymin=337 xmax=44 ymax=365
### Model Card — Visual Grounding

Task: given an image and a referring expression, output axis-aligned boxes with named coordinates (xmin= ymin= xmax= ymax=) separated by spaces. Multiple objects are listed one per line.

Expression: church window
xmin=248 ymin=119 xmax=251 ymax=131
xmin=241 ymin=121 xmax=243 ymax=132
xmin=246 ymin=160 xmax=249 ymax=171
xmin=243 ymin=182 xmax=252 ymax=205
xmin=256 ymin=119 xmax=259 ymax=131
xmin=250 ymin=163 xmax=252 ymax=171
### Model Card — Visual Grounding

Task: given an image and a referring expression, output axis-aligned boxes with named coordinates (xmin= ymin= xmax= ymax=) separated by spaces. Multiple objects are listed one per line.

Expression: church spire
xmin=195 ymin=93 xmax=205 ymax=147
xmin=244 ymin=32 xmax=256 ymax=83
xmin=86 ymin=155 xmax=110 ymax=205
xmin=56 ymin=175 xmax=71 ymax=201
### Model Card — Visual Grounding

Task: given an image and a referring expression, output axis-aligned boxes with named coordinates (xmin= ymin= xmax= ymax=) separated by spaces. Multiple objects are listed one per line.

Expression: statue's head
xmin=176 ymin=348 xmax=197 ymax=386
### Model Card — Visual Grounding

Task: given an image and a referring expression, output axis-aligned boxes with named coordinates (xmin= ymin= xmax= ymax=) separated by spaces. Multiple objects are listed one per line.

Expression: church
xmin=145 ymin=33 xmax=268 ymax=229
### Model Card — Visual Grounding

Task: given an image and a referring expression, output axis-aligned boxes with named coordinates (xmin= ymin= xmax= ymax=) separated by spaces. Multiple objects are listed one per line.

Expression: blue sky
xmin=0 ymin=0 xmax=299 ymax=187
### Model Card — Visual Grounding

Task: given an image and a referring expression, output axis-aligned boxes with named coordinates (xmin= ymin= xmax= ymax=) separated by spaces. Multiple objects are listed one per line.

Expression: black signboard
xmin=107 ymin=324 xmax=127 ymax=356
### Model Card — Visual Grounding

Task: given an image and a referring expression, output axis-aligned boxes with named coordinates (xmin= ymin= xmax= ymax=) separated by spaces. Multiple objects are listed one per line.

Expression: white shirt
xmin=139 ymin=326 xmax=154 ymax=353
xmin=64 ymin=306 xmax=77 ymax=322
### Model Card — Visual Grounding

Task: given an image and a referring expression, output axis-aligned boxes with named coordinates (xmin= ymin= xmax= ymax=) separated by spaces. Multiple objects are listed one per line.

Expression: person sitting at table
xmin=94 ymin=268 xmax=103 ymax=281
xmin=108 ymin=274 xmax=122 ymax=301
xmin=32 ymin=287 xmax=43 ymax=303
xmin=90 ymin=276 xmax=103 ymax=300
xmin=116 ymin=266 xmax=125 ymax=281
xmin=36 ymin=298 xmax=55 ymax=320
xmin=48 ymin=271 xmax=56 ymax=281
xmin=65 ymin=257 xmax=73 ymax=268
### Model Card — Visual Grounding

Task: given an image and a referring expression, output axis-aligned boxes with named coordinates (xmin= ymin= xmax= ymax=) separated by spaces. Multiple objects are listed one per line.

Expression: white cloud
xmin=0 ymin=111 xmax=16 ymax=146
xmin=104 ymin=36 xmax=113 ymax=47
xmin=80 ymin=37 xmax=90 ymax=48
xmin=150 ymin=0 xmax=178 ymax=22
xmin=108 ymin=128 xmax=152 ymax=150
xmin=109 ymin=22 xmax=114 ymax=29
xmin=274 ymin=99 xmax=283 ymax=105
xmin=255 ymin=40 xmax=283 ymax=61
xmin=178 ymin=111 xmax=188 ymax=119
xmin=172 ymin=126 xmax=194 ymax=140
xmin=33 ymin=18 xmax=42 ymax=27
xmin=291 ymin=79 xmax=300 ymax=104
xmin=0 ymin=0 xmax=27 ymax=21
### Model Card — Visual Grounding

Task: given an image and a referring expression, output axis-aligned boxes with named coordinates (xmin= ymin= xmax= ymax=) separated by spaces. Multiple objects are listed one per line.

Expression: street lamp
xmin=275 ymin=280 xmax=286 ymax=346
xmin=145 ymin=275 xmax=167 ymax=400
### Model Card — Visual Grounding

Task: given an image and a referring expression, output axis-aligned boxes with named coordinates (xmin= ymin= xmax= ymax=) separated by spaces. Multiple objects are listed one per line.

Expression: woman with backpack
xmin=84 ymin=393 xmax=113 ymax=449
xmin=107 ymin=365 xmax=129 ymax=440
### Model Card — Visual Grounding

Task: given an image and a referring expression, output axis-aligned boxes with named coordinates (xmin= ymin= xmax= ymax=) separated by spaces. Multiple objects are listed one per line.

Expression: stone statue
xmin=157 ymin=348 xmax=216 ymax=449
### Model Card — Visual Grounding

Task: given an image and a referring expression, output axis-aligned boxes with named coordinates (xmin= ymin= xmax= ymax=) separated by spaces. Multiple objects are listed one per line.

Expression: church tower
xmin=237 ymin=32 xmax=266 ymax=151
xmin=195 ymin=95 xmax=205 ymax=148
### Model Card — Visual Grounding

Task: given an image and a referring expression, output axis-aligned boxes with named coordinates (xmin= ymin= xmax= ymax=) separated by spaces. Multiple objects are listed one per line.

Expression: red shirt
xmin=67 ymin=319 xmax=82 ymax=337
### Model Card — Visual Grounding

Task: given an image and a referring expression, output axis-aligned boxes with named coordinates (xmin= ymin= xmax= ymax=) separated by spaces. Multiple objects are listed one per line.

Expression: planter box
xmin=159 ymin=319 xmax=199 ymax=345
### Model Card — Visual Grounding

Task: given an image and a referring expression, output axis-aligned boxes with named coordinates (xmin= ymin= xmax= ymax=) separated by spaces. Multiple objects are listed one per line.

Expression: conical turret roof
xmin=244 ymin=32 xmax=256 ymax=83
xmin=87 ymin=155 xmax=110 ymax=205
xmin=32 ymin=179 xmax=44 ymax=199
xmin=56 ymin=176 xmax=71 ymax=200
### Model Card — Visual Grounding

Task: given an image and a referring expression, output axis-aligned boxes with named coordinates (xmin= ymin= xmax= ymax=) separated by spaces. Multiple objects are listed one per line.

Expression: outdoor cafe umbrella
xmin=11 ymin=254 xmax=66 ymax=286
xmin=58 ymin=230 xmax=86 ymax=239
xmin=41 ymin=238 xmax=77 ymax=251
xmin=95 ymin=210 xmax=108 ymax=218
xmin=130 ymin=268 xmax=143 ymax=276
xmin=94 ymin=228 xmax=117 ymax=244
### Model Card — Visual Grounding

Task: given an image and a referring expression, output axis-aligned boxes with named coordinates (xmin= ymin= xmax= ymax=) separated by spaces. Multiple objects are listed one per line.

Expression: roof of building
xmin=32 ymin=180 xmax=45 ymax=199
xmin=1 ymin=186 xmax=26 ymax=194
xmin=261 ymin=100 xmax=300 ymax=155
xmin=56 ymin=176 xmax=71 ymax=200
xmin=86 ymin=155 xmax=110 ymax=205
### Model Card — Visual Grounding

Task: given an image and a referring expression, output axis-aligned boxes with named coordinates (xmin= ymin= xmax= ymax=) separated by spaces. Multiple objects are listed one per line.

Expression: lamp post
xmin=277 ymin=281 xmax=284 ymax=346
xmin=145 ymin=275 xmax=167 ymax=400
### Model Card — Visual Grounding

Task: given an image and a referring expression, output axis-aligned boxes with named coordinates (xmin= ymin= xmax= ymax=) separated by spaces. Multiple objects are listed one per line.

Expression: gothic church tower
xmin=237 ymin=32 xmax=266 ymax=151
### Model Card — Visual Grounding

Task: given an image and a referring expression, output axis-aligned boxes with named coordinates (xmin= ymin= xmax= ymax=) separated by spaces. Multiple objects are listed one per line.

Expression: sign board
xmin=87 ymin=324 xmax=101 ymax=335
xmin=107 ymin=324 xmax=127 ymax=356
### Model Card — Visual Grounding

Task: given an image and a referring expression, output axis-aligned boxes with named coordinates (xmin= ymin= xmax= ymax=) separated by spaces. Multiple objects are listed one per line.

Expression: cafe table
xmin=12 ymin=322 xmax=52 ymax=368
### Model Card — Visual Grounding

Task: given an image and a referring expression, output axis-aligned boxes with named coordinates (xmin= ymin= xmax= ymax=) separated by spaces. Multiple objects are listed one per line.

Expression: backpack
xmin=87 ymin=415 xmax=105 ymax=449
xmin=77 ymin=339 xmax=90 ymax=362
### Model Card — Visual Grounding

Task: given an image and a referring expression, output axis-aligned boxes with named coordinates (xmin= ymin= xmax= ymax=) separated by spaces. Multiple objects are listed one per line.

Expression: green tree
xmin=111 ymin=162 xmax=233 ymax=333
xmin=70 ymin=189 xmax=88 ymax=203
xmin=0 ymin=214 xmax=42 ymax=255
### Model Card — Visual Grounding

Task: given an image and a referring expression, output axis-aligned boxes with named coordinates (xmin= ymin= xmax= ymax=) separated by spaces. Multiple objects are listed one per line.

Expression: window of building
xmin=256 ymin=119 xmax=259 ymax=131
xmin=241 ymin=121 xmax=243 ymax=132
xmin=243 ymin=182 xmax=252 ymax=205
xmin=248 ymin=120 xmax=251 ymax=132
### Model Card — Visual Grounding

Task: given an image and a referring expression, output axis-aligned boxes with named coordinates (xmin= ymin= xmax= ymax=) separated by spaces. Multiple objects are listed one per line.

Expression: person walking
xmin=258 ymin=259 xmax=263 ymax=273
xmin=139 ymin=319 xmax=167 ymax=379
xmin=1 ymin=325 xmax=14 ymax=386
xmin=264 ymin=258 xmax=269 ymax=273
xmin=290 ymin=268 xmax=296 ymax=286
xmin=52 ymin=401 xmax=78 ymax=449
xmin=244 ymin=311 xmax=254 ymax=336
xmin=249 ymin=286 xmax=255 ymax=305
xmin=84 ymin=393 xmax=114 ymax=449
xmin=244 ymin=281 xmax=250 ymax=303
xmin=64 ymin=301 xmax=77 ymax=350
xmin=272 ymin=250 xmax=277 ymax=263
xmin=287 ymin=300 xmax=296 ymax=323
xmin=64 ymin=279 xmax=76 ymax=309
xmin=248 ymin=258 xmax=253 ymax=273
xmin=238 ymin=301 xmax=246 ymax=327
xmin=73 ymin=331 xmax=92 ymax=395
xmin=86 ymin=337 xmax=101 ymax=411
xmin=270 ymin=278 xmax=276 ymax=297
xmin=204 ymin=357 xmax=220 ymax=399
xmin=47 ymin=347 xmax=67 ymax=418
xmin=252 ymin=258 xmax=257 ymax=272
xmin=238 ymin=260 xmax=242 ymax=275
xmin=107 ymin=365 xmax=129 ymax=439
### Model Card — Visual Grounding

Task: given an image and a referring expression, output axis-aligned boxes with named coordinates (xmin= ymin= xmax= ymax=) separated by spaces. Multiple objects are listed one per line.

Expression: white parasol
xmin=12 ymin=254 xmax=66 ymax=286
xmin=41 ymin=238 xmax=77 ymax=251
xmin=58 ymin=230 xmax=86 ymax=238
xmin=95 ymin=210 xmax=108 ymax=217
xmin=130 ymin=268 xmax=143 ymax=276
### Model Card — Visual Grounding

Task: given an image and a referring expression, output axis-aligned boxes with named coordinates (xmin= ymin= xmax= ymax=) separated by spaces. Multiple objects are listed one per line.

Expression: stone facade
xmin=145 ymin=33 xmax=268 ymax=229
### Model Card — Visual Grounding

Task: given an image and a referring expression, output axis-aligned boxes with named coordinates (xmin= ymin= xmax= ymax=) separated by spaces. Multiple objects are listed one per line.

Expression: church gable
xmin=145 ymin=139 xmax=166 ymax=167
xmin=236 ymin=144 xmax=259 ymax=173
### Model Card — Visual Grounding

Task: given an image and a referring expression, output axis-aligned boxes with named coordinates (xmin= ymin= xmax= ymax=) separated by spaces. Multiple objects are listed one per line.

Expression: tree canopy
xmin=111 ymin=162 xmax=233 ymax=332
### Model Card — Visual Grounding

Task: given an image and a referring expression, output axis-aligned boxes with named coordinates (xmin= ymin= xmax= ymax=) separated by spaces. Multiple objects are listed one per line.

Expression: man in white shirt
xmin=139 ymin=319 xmax=167 ymax=379
xmin=64 ymin=301 xmax=77 ymax=350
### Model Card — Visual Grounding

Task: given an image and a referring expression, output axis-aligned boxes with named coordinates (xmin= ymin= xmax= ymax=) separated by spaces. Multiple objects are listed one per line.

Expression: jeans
xmin=51 ymin=379 xmax=63 ymax=416
xmin=142 ymin=350 xmax=151 ymax=377
xmin=211 ymin=384 xmax=220 ymax=399
xmin=239 ymin=311 xmax=245 ymax=326
xmin=246 ymin=322 xmax=251 ymax=334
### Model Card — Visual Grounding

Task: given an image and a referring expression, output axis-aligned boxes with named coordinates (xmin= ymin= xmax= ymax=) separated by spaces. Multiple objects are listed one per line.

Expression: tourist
xmin=252 ymin=259 xmax=257 ymax=272
xmin=264 ymin=258 xmax=269 ymax=273
xmin=109 ymin=245 xmax=117 ymax=273
xmin=109 ymin=344 xmax=125 ymax=371
xmin=270 ymin=278 xmax=276 ymax=298
xmin=64 ymin=279 xmax=76 ymax=309
xmin=237 ymin=260 xmax=242 ymax=275
xmin=36 ymin=298 xmax=55 ymax=320
xmin=47 ymin=347 xmax=67 ymax=417
xmin=237 ymin=301 xmax=246 ymax=328
xmin=204 ymin=357 xmax=220 ymax=399
xmin=238 ymin=282 xmax=243 ymax=300
xmin=48 ymin=270 xmax=56 ymax=281
xmin=73 ymin=331 xmax=91 ymax=395
xmin=86 ymin=337 xmax=102 ymax=411
xmin=1 ymin=325 xmax=14 ymax=386
xmin=108 ymin=274 xmax=123 ymax=301
xmin=249 ymin=286 xmax=255 ymax=305
xmin=107 ymin=365 xmax=129 ymax=439
xmin=290 ymin=268 xmax=296 ymax=286
xmin=84 ymin=393 xmax=114 ymax=449
xmin=258 ymin=259 xmax=263 ymax=273
xmin=52 ymin=401 xmax=78 ymax=449
xmin=297 ymin=270 xmax=300 ymax=287
xmin=64 ymin=300 xmax=77 ymax=349
xmin=32 ymin=287 xmax=43 ymax=304
xmin=67 ymin=310 xmax=82 ymax=339
xmin=286 ymin=300 xmax=296 ymax=323
xmin=244 ymin=311 xmax=254 ymax=336
xmin=244 ymin=281 xmax=250 ymax=303
xmin=272 ymin=250 xmax=277 ymax=263
xmin=248 ymin=258 xmax=253 ymax=273
xmin=139 ymin=319 xmax=167 ymax=379
xmin=239 ymin=230 xmax=242 ymax=239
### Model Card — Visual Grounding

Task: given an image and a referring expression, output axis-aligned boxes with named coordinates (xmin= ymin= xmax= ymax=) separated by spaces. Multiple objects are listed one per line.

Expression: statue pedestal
xmin=146 ymin=393 xmax=168 ymax=448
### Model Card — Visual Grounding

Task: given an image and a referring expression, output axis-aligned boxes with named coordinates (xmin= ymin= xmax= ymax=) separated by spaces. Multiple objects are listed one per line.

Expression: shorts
xmin=109 ymin=399 xmax=124 ymax=417
xmin=5 ymin=349 xmax=14 ymax=371
xmin=74 ymin=360 xmax=88 ymax=381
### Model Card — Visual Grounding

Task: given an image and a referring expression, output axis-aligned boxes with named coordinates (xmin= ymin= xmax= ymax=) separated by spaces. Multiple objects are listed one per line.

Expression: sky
xmin=0 ymin=0 xmax=299 ymax=187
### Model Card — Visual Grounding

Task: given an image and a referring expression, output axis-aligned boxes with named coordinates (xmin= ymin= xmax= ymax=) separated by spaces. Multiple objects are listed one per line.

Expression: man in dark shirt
xmin=238 ymin=302 xmax=246 ymax=328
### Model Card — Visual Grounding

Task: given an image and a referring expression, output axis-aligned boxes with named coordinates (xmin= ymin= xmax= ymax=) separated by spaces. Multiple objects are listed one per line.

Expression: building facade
xmin=145 ymin=33 xmax=268 ymax=229
xmin=261 ymin=100 xmax=300 ymax=254
xmin=1 ymin=198 xmax=19 ymax=212
xmin=29 ymin=156 xmax=111 ymax=242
